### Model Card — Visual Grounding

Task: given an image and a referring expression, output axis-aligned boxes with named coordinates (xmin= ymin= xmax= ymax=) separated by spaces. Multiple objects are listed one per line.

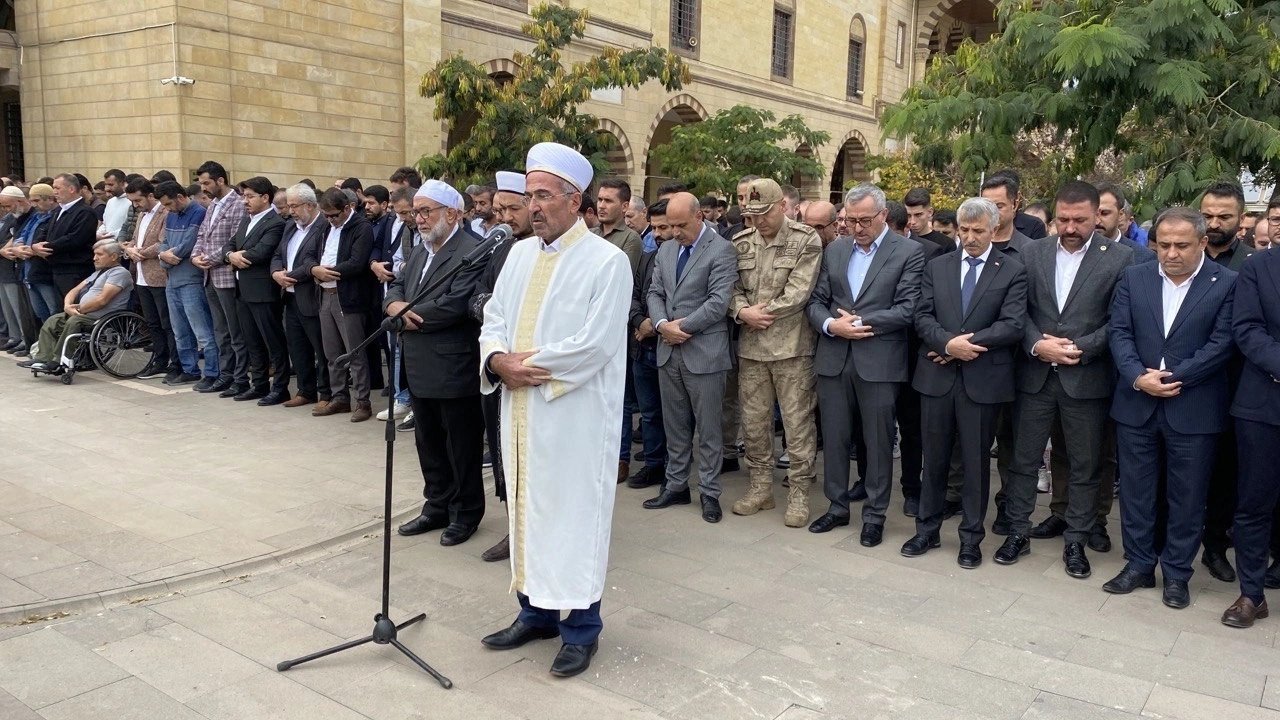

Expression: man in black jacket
xmin=224 ymin=177 xmax=289 ymax=405
xmin=271 ymin=183 xmax=330 ymax=410
xmin=626 ymin=199 xmax=670 ymax=491
xmin=34 ymin=173 xmax=98 ymax=296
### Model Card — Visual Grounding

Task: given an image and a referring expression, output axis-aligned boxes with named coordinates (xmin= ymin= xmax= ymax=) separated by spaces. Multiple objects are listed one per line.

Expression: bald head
xmin=804 ymin=200 xmax=839 ymax=246
xmin=666 ymin=192 xmax=703 ymax=246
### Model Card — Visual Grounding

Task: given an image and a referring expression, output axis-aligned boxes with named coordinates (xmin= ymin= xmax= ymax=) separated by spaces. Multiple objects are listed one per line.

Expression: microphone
xmin=462 ymin=224 xmax=511 ymax=266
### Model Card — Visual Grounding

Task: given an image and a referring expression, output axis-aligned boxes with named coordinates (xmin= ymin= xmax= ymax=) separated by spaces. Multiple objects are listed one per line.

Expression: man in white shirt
xmin=271 ymin=183 xmax=330 ymax=409
xmin=121 ymin=178 xmax=176 ymax=380
xmin=100 ymin=169 xmax=132 ymax=240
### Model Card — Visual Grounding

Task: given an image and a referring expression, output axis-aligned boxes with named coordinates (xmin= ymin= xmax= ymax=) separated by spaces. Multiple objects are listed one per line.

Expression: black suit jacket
xmin=271 ymin=218 xmax=327 ymax=317
xmin=384 ymin=225 xmax=486 ymax=399
xmin=914 ymin=248 xmax=1028 ymax=404
xmin=225 ymin=212 xmax=287 ymax=303
xmin=297 ymin=212 xmax=374 ymax=313
xmin=1231 ymin=249 xmax=1280 ymax=427
xmin=1015 ymin=212 xmax=1048 ymax=240
xmin=629 ymin=247 xmax=661 ymax=359
xmin=468 ymin=237 xmax=516 ymax=323
xmin=45 ymin=199 xmax=98 ymax=275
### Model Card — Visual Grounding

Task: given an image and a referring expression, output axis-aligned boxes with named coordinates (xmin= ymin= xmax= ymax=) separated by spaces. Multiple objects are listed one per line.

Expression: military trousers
xmin=738 ymin=356 xmax=817 ymax=487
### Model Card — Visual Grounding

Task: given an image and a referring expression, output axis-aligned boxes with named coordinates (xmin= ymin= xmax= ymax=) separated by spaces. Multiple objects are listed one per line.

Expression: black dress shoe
xmin=1102 ymin=564 xmax=1156 ymax=594
xmin=860 ymin=523 xmax=884 ymax=547
xmin=845 ymin=481 xmax=868 ymax=503
xmin=16 ymin=358 xmax=39 ymax=369
xmin=958 ymin=543 xmax=982 ymax=569
xmin=1029 ymin=515 xmax=1068 ymax=539
xmin=1201 ymin=549 xmax=1237 ymax=583
xmin=196 ymin=378 xmax=231 ymax=393
xmin=900 ymin=533 xmax=940 ymax=557
xmin=991 ymin=507 xmax=1012 ymax=536
xmin=549 ymin=641 xmax=598 ymax=678
xmin=481 ymin=620 xmax=560 ymax=650
xmin=903 ymin=495 xmax=920 ymax=518
xmin=993 ymin=534 xmax=1030 ymax=565
xmin=440 ymin=523 xmax=477 ymax=546
xmin=942 ymin=499 xmax=962 ymax=520
xmin=219 ymin=383 xmax=247 ymax=398
xmin=643 ymin=488 xmax=691 ymax=509
xmin=234 ymin=387 xmax=268 ymax=402
xmin=1088 ymin=525 xmax=1112 ymax=553
xmin=257 ymin=390 xmax=290 ymax=407
xmin=720 ymin=457 xmax=740 ymax=474
xmin=1063 ymin=542 xmax=1091 ymax=579
xmin=0 ymin=338 xmax=19 ymax=351
xmin=397 ymin=514 xmax=448 ymax=536
xmin=165 ymin=372 xmax=200 ymax=385
xmin=1265 ymin=559 xmax=1280 ymax=590
xmin=626 ymin=465 xmax=666 ymax=489
xmin=1163 ymin=578 xmax=1191 ymax=609
xmin=808 ymin=512 xmax=850 ymax=534
xmin=700 ymin=495 xmax=722 ymax=523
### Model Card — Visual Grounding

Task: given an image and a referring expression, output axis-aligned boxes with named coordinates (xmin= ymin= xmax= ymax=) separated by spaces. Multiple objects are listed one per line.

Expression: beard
xmin=1205 ymin=226 xmax=1236 ymax=247
xmin=423 ymin=213 xmax=451 ymax=246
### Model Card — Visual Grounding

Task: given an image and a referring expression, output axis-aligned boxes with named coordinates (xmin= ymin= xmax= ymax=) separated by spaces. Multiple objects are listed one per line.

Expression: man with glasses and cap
xmin=478 ymin=142 xmax=632 ymax=679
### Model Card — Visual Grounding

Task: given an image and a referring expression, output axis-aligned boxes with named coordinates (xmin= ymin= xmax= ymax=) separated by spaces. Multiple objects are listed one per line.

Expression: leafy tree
xmin=865 ymin=152 xmax=970 ymax=211
xmin=418 ymin=4 xmax=689 ymax=186
xmin=647 ymin=105 xmax=830 ymax=196
xmin=883 ymin=0 xmax=1280 ymax=208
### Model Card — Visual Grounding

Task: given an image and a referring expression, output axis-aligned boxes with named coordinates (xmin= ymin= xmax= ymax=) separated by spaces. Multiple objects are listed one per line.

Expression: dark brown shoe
xmin=617 ymin=461 xmax=629 ymax=484
xmin=1222 ymin=596 xmax=1269 ymax=628
xmin=481 ymin=534 xmax=510 ymax=562
xmin=350 ymin=401 xmax=373 ymax=422
xmin=313 ymin=400 xmax=351 ymax=417
xmin=283 ymin=395 xmax=314 ymax=408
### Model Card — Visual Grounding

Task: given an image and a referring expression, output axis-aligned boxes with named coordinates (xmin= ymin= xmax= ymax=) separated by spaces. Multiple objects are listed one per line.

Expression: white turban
xmin=414 ymin=179 xmax=464 ymax=211
xmin=495 ymin=171 xmax=526 ymax=195
xmin=525 ymin=142 xmax=593 ymax=192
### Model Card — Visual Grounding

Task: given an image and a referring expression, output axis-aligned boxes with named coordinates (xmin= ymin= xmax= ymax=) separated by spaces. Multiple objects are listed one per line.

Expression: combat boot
xmin=732 ymin=477 xmax=776 ymax=516
xmin=783 ymin=478 xmax=811 ymax=528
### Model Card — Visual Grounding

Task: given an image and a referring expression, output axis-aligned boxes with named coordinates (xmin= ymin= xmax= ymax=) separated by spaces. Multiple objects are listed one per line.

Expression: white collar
xmin=1157 ymin=252 xmax=1206 ymax=287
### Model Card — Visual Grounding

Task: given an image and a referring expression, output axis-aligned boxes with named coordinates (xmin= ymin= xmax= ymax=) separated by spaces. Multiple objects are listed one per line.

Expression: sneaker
xmin=775 ymin=452 xmax=791 ymax=470
xmin=163 ymin=369 xmax=183 ymax=384
xmin=136 ymin=363 xmax=166 ymax=380
xmin=376 ymin=401 xmax=411 ymax=421
xmin=1037 ymin=467 xmax=1051 ymax=493
xmin=482 ymin=451 xmax=493 ymax=469
xmin=396 ymin=411 xmax=416 ymax=432
xmin=165 ymin=372 xmax=200 ymax=385
xmin=193 ymin=377 xmax=218 ymax=392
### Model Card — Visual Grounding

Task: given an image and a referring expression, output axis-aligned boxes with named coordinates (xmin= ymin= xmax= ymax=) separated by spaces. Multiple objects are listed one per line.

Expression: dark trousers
xmin=1048 ymin=418 xmax=1116 ymax=528
xmin=205 ymin=284 xmax=246 ymax=385
xmin=237 ymin=298 xmax=290 ymax=394
xmin=1202 ymin=422 xmax=1239 ymax=553
xmin=283 ymin=295 xmax=330 ymax=401
xmin=1235 ymin=419 xmax=1280 ymax=603
xmin=1116 ymin=406 xmax=1216 ymax=582
xmin=619 ymin=358 xmax=638 ymax=462
xmin=632 ymin=347 xmax=667 ymax=468
xmin=411 ymin=394 xmax=486 ymax=527
xmin=365 ymin=310 xmax=386 ymax=391
xmin=517 ymin=593 xmax=602 ymax=646
xmin=481 ymin=389 xmax=506 ymax=501
xmin=817 ymin=368 xmax=898 ymax=524
xmin=917 ymin=377 xmax=999 ymax=546
xmin=1005 ymin=374 xmax=1108 ymax=544
xmin=946 ymin=404 xmax=1012 ymax=507
xmin=136 ymin=285 xmax=177 ymax=371
xmin=52 ymin=267 xmax=92 ymax=297
xmin=895 ymin=383 xmax=924 ymax=500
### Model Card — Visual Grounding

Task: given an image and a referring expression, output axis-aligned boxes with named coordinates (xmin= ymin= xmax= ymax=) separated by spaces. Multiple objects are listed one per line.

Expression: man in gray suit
xmin=995 ymin=181 xmax=1138 ymax=579
xmin=805 ymin=183 xmax=925 ymax=547
xmin=642 ymin=193 xmax=738 ymax=523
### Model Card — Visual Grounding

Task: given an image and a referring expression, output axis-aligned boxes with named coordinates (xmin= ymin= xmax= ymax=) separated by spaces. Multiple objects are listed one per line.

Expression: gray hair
xmin=956 ymin=197 xmax=1000 ymax=230
xmin=1153 ymin=206 xmax=1207 ymax=238
xmin=286 ymin=183 xmax=317 ymax=205
xmin=94 ymin=240 xmax=123 ymax=258
xmin=341 ymin=188 xmax=359 ymax=206
xmin=628 ymin=197 xmax=647 ymax=213
xmin=843 ymin=182 xmax=887 ymax=212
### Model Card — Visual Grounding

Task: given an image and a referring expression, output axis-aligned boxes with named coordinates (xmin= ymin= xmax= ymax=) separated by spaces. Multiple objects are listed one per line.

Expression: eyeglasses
xmin=412 ymin=206 xmax=447 ymax=220
xmin=521 ymin=191 xmax=575 ymax=207
xmin=1267 ymin=215 xmax=1280 ymax=224
xmin=846 ymin=214 xmax=882 ymax=228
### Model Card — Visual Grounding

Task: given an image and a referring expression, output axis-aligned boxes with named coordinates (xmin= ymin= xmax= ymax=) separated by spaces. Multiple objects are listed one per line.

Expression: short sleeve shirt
xmin=78 ymin=265 xmax=134 ymax=318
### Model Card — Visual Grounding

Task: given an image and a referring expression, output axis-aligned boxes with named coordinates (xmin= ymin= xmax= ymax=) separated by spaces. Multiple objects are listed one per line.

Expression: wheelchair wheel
xmin=88 ymin=311 xmax=155 ymax=379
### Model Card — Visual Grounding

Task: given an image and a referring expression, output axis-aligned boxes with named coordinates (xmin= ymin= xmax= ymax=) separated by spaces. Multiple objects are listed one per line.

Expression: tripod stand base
xmin=276 ymin=612 xmax=453 ymax=689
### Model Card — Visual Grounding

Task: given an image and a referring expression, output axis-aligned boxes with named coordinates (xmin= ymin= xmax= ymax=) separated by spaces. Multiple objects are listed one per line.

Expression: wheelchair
xmin=30 ymin=310 xmax=158 ymax=385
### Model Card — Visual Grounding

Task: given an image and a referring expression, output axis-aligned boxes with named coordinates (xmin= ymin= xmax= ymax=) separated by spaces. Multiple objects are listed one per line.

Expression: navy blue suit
xmin=1109 ymin=257 xmax=1236 ymax=582
xmin=1230 ymin=249 xmax=1280 ymax=602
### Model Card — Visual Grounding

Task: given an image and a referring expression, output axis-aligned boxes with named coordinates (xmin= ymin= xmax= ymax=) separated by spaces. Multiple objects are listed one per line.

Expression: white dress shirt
xmin=283 ymin=217 xmax=316 ymax=293
xmin=960 ymin=243 xmax=994 ymax=285
xmin=245 ymin=206 xmax=272 ymax=236
xmin=1157 ymin=253 xmax=1205 ymax=369
xmin=1054 ymin=238 xmax=1091 ymax=312
xmin=319 ymin=212 xmax=351 ymax=289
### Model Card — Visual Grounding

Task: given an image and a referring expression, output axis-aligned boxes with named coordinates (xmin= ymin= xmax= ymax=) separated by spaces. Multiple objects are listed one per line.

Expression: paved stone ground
xmin=3 ymin=365 xmax=1280 ymax=718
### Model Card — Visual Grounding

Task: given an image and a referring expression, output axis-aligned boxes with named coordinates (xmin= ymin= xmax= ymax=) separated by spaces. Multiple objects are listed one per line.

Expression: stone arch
xmin=918 ymin=0 xmax=999 ymax=59
xmin=643 ymin=93 xmax=709 ymax=198
xmin=829 ymin=130 xmax=871 ymax=203
xmin=594 ymin=118 xmax=633 ymax=178
xmin=480 ymin=57 xmax=520 ymax=80
xmin=792 ymin=143 xmax=824 ymax=200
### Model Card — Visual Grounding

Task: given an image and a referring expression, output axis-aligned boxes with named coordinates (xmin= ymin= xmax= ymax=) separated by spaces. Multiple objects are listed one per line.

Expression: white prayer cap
xmin=525 ymin=142 xmax=593 ymax=192
xmin=495 ymin=171 xmax=526 ymax=195
xmin=414 ymin=179 xmax=464 ymax=210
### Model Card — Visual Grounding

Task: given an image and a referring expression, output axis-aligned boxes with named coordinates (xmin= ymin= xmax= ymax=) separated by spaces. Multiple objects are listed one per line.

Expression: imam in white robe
xmin=479 ymin=220 xmax=632 ymax=609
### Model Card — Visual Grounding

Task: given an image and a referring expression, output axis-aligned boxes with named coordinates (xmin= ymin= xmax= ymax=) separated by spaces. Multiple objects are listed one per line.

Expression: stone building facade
xmin=13 ymin=0 xmax=994 ymax=201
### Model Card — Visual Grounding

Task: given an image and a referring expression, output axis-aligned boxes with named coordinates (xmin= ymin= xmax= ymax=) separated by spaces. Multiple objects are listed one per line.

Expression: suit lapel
xmin=1061 ymin=234 xmax=1107 ymax=314
xmin=1141 ymin=265 xmax=1163 ymax=334
xmin=420 ymin=230 xmax=462 ymax=289
xmin=1167 ymin=260 xmax=1218 ymax=338
xmin=961 ymin=250 xmax=1002 ymax=323
xmin=855 ymin=233 xmax=895 ymax=302
xmin=675 ymin=224 xmax=714 ymax=289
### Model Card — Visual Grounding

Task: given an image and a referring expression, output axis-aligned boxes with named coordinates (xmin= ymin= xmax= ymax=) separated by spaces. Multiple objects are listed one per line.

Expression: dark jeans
xmin=632 ymin=347 xmax=666 ymax=467
xmin=517 ymin=593 xmax=603 ymax=646
xmin=26 ymin=281 xmax=63 ymax=322
xmin=1235 ymin=419 xmax=1280 ymax=603
xmin=411 ymin=394 xmax=486 ymax=528
xmin=136 ymin=285 xmax=177 ymax=371
xmin=619 ymin=357 xmax=638 ymax=462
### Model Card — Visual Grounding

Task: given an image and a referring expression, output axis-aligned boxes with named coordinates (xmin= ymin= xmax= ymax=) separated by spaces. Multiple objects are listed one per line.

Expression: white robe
xmin=479 ymin=220 xmax=632 ymax=609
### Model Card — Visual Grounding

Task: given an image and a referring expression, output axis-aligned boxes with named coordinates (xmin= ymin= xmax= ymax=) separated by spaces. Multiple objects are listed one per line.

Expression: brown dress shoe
xmin=482 ymin=535 xmax=510 ymax=562
xmin=283 ymin=395 xmax=314 ymax=408
xmin=313 ymin=400 xmax=351 ymax=417
xmin=1222 ymin=596 xmax=1269 ymax=628
xmin=350 ymin=401 xmax=373 ymax=422
xmin=617 ymin=461 xmax=629 ymax=484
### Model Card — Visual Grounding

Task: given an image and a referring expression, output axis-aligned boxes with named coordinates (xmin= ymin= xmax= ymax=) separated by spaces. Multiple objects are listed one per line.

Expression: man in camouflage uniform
xmin=728 ymin=178 xmax=823 ymax=527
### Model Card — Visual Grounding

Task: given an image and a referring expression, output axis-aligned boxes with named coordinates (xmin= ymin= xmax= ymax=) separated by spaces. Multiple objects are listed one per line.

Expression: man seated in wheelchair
xmin=18 ymin=241 xmax=133 ymax=373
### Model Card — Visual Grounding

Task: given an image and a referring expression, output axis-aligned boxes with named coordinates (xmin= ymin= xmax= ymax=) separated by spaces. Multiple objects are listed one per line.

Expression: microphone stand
xmin=275 ymin=228 xmax=505 ymax=687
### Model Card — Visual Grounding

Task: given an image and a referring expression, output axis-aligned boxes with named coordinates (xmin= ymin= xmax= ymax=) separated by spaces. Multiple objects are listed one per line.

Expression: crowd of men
xmin=3 ymin=158 xmax=1280 ymax=653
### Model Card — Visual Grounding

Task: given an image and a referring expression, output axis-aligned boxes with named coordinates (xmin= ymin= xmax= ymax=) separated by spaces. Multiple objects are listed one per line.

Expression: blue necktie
xmin=676 ymin=245 xmax=692 ymax=280
xmin=961 ymin=256 xmax=983 ymax=314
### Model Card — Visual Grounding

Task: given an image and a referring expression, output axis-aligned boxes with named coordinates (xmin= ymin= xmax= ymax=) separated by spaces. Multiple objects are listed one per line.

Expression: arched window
xmin=847 ymin=16 xmax=866 ymax=99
